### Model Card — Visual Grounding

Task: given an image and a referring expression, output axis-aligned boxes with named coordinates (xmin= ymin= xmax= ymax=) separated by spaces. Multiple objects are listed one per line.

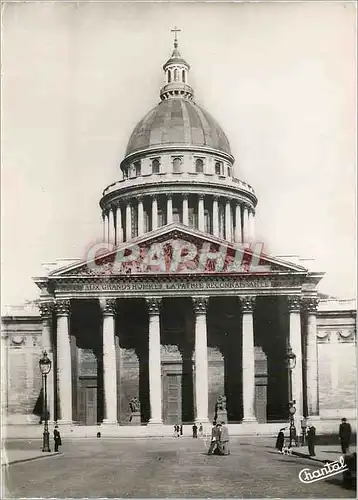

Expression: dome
xmin=125 ymin=98 xmax=232 ymax=157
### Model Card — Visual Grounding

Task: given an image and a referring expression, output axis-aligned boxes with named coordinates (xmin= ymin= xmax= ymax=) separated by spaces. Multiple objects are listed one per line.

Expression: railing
xmin=102 ymin=172 xmax=256 ymax=197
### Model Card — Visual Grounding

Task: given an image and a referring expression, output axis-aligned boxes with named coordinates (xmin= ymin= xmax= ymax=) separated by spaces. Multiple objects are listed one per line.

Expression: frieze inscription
xmin=53 ymin=275 xmax=305 ymax=294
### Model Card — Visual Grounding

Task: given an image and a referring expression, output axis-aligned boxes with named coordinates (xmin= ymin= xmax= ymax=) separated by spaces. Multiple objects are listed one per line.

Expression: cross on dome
xmin=171 ymin=26 xmax=181 ymax=48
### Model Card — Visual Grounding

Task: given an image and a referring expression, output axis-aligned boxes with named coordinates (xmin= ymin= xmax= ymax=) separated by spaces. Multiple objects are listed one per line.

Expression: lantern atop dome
xmin=160 ymin=27 xmax=194 ymax=101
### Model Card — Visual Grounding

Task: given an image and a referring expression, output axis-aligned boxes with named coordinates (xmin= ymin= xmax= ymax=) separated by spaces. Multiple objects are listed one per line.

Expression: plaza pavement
xmin=2 ymin=437 xmax=356 ymax=498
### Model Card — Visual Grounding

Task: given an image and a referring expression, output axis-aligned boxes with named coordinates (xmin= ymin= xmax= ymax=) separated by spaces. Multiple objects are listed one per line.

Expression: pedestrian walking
xmin=192 ymin=423 xmax=198 ymax=438
xmin=207 ymin=423 xmax=222 ymax=455
xmin=275 ymin=428 xmax=285 ymax=453
xmin=307 ymin=425 xmax=316 ymax=457
xmin=339 ymin=417 xmax=352 ymax=454
xmin=300 ymin=417 xmax=307 ymax=446
xmin=218 ymin=421 xmax=230 ymax=455
xmin=198 ymin=423 xmax=203 ymax=437
xmin=180 ymin=424 xmax=183 ymax=436
xmin=53 ymin=425 xmax=62 ymax=452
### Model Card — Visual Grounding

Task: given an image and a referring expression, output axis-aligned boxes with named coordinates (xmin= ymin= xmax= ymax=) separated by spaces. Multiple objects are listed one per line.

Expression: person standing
xmin=218 ymin=421 xmax=230 ymax=455
xmin=339 ymin=418 xmax=352 ymax=454
xmin=275 ymin=428 xmax=285 ymax=453
xmin=192 ymin=423 xmax=198 ymax=438
xmin=180 ymin=424 xmax=183 ymax=437
xmin=307 ymin=425 xmax=316 ymax=457
xmin=53 ymin=425 xmax=62 ymax=452
xmin=301 ymin=417 xmax=308 ymax=446
xmin=198 ymin=423 xmax=203 ymax=437
xmin=207 ymin=423 xmax=221 ymax=455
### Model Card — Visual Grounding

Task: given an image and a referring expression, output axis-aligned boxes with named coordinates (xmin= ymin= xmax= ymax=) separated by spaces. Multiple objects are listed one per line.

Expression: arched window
xmin=168 ymin=70 xmax=171 ymax=83
xmin=123 ymin=167 xmax=128 ymax=179
xmin=195 ymin=158 xmax=204 ymax=173
xmin=182 ymin=70 xmax=186 ymax=83
xmin=152 ymin=158 xmax=160 ymax=174
xmin=215 ymin=161 xmax=222 ymax=175
xmin=172 ymin=157 xmax=182 ymax=173
xmin=174 ymin=68 xmax=179 ymax=81
xmin=227 ymin=166 xmax=232 ymax=177
xmin=134 ymin=161 xmax=141 ymax=177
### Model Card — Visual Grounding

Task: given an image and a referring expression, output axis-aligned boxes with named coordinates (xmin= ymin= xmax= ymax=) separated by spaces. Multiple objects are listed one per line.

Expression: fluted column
xmin=108 ymin=207 xmax=115 ymax=245
xmin=240 ymin=296 xmax=257 ymax=422
xmin=225 ymin=199 xmax=231 ymax=241
xmin=248 ymin=209 xmax=255 ymax=242
xmin=287 ymin=296 xmax=303 ymax=421
xmin=146 ymin=298 xmax=162 ymax=424
xmin=126 ymin=202 xmax=132 ymax=241
xmin=55 ymin=300 xmax=72 ymax=424
xmin=182 ymin=195 xmax=189 ymax=226
xmin=193 ymin=297 xmax=209 ymax=423
xmin=235 ymin=203 xmax=242 ymax=243
xmin=115 ymin=205 xmax=123 ymax=245
xmin=167 ymin=195 xmax=173 ymax=224
xmin=101 ymin=299 xmax=118 ymax=424
xmin=151 ymin=196 xmax=158 ymax=231
xmin=303 ymin=297 xmax=320 ymax=417
xmin=198 ymin=195 xmax=205 ymax=231
xmin=242 ymin=205 xmax=250 ymax=242
xmin=39 ymin=302 xmax=55 ymax=423
xmin=212 ymin=196 xmax=219 ymax=237
xmin=138 ymin=197 xmax=145 ymax=236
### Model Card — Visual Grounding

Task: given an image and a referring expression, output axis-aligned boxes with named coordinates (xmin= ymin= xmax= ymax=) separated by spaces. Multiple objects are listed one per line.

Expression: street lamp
xmin=284 ymin=345 xmax=297 ymax=447
xmin=39 ymin=351 xmax=52 ymax=452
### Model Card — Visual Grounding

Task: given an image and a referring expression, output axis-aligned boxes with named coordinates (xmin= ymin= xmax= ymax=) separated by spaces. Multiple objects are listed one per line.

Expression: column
xmin=198 ymin=195 xmax=205 ymax=232
xmin=1 ymin=332 xmax=8 ymax=424
xmin=225 ymin=199 xmax=231 ymax=241
xmin=151 ymin=196 xmax=158 ymax=231
xmin=108 ymin=207 xmax=115 ymax=245
xmin=138 ymin=197 xmax=145 ymax=236
xmin=55 ymin=300 xmax=72 ymax=424
xmin=101 ymin=299 xmax=118 ymax=424
xmin=248 ymin=209 xmax=255 ymax=242
xmin=239 ymin=296 xmax=257 ymax=422
xmin=303 ymin=297 xmax=320 ymax=417
xmin=182 ymin=195 xmax=189 ymax=226
xmin=287 ymin=296 xmax=303 ymax=421
xmin=167 ymin=195 xmax=173 ymax=224
xmin=212 ymin=196 xmax=219 ymax=237
xmin=235 ymin=203 xmax=242 ymax=243
xmin=39 ymin=302 xmax=55 ymax=424
xmin=103 ymin=212 xmax=109 ymax=243
xmin=126 ymin=202 xmax=132 ymax=241
xmin=115 ymin=205 xmax=123 ymax=245
xmin=146 ymin=298 xmax=163 ymax=424
xmin=242 ymin=205 xmax=250 ymax=242
xmin=193 ymin=297 xmax=209 ymax=423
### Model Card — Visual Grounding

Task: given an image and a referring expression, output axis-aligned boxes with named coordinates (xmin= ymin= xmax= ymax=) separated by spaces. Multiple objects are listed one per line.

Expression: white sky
xmin=1 ymin=1 xmax=356 ymax=308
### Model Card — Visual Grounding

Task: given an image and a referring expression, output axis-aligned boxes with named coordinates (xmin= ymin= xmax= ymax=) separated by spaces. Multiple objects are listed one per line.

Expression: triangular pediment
xmin=44 ymin=223 xmax=309 ymax=278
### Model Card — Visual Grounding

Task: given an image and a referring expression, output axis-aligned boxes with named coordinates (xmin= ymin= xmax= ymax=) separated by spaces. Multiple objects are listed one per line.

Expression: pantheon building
xmin=2 ymin=36 xmax=356 ymax=433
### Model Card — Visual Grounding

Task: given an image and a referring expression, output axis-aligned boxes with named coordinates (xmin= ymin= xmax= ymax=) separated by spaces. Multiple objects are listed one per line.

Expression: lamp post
xmin=284 ymin=344 xmax=297 ymax=447
xmin=39 ymin=351 xmax=52 ymax=452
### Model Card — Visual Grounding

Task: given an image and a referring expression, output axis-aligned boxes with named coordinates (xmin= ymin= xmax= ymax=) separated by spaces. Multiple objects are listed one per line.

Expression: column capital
xmin=182 ymin=193 xmax=189 ymax=200
xmin=198 ymin=194 xmax=205 ymax=201
xmin=150 ymin=194 xmax=158 ymax=201
xmin=55 ymin=300 xmax=71 ymax=316
xmin=192 ymin=296 xmax=208 ymax=314
xmin=239 ymin=295 xmax=256 ymax=312
xmin=137 ymin=195 xmax=144 ymax=204
xmin=100 ymin=298 xmax=117 ymax=316
xmin=287 ymin=295 xmax=301 ymax=312
xmin=301 ymin=297 xmax=319 ymax=313
xmin=39 ymin=302 xmax=54 ymax=320
xmin=167 ymin=194 xmax=173 ymax=201
xmin=146 ymin=298 xmax=162 ymax=315
xmin=212 ymin=195 xmax=219 ymax=202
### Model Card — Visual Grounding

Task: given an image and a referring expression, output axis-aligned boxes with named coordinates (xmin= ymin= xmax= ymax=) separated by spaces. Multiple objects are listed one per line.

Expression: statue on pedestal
xmin=129 ymin=397 xmax=141 ymax=425
xmin=214 ymin=395 xmax=228 ymax=424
